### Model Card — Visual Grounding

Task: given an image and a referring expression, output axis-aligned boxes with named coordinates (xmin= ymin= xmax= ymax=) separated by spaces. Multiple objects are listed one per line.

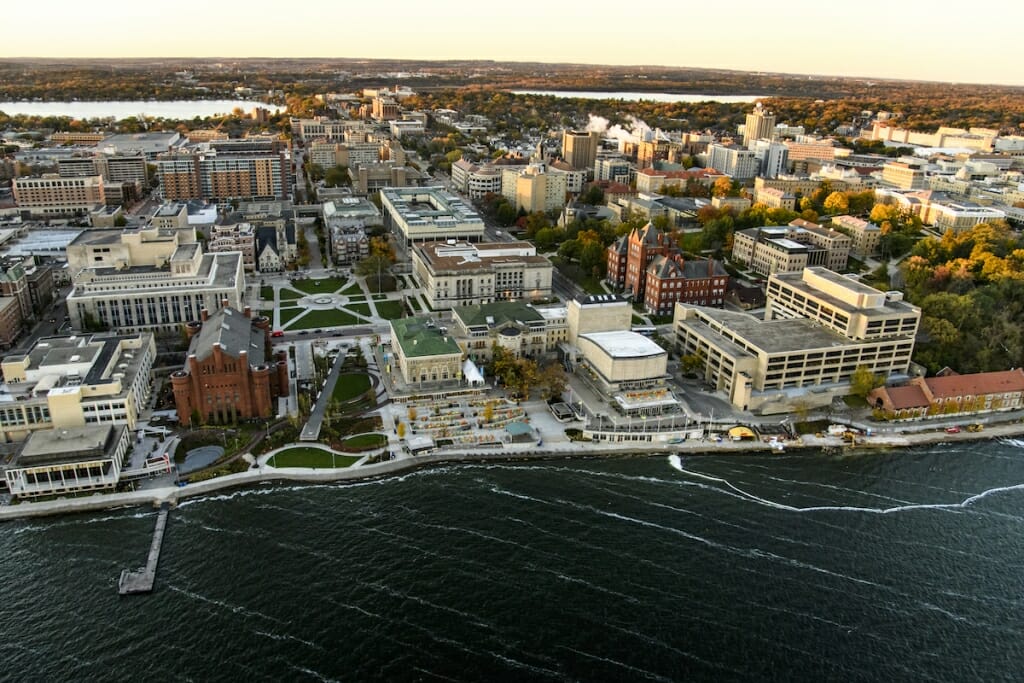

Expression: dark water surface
xmin=2 ymin=441 xmax=1024 ymax=681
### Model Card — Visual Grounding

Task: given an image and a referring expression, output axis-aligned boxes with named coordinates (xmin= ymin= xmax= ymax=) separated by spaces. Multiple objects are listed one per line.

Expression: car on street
xmin=271 ymin=330 xmax=285 ymax=338
xmin=945 ymin=426 xmax=961 ymax=434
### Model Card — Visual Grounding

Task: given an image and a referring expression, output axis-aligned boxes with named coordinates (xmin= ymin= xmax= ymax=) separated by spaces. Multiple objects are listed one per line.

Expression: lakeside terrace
xmin=4 ymin=413 xmax=1024 ymax=522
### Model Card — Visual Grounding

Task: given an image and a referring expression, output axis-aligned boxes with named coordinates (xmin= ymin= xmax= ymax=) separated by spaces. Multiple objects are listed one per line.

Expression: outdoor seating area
xmin=396 ymin=396 xmax=528 ymax=442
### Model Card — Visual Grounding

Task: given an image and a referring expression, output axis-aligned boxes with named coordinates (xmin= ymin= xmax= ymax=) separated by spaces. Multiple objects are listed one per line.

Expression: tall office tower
xmin=743 ymin=102 xmax=777 ymax=148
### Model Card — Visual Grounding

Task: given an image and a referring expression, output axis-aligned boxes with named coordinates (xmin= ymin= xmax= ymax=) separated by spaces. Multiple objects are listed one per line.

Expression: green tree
xmin=324 ymin=165 xmax=350 ymax=187
xmin=581 ymin=184 xmax=605 ymax=206
xmin=356 ymin=254 xmax=393 ymax=293
xmin=537 ymin=363 xmax=568 ymax=401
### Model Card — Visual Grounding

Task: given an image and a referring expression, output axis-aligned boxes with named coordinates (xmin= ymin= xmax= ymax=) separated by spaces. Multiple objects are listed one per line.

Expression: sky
xmin=3 ymin=0 xmax=1022 ymax=87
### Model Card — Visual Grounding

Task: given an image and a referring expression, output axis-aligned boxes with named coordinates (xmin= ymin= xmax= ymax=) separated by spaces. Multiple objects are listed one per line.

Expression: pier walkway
xmin=118 ymin=502 xmax=170 ymax=595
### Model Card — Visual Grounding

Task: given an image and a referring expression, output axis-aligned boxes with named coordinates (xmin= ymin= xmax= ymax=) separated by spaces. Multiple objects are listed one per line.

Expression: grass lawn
xmin=269 ymin=447 xmax=359 ymax=469
xmin=292 ymin=277 xmax=346 ymax=294
xmin=340 ymin=282 xmax=363 ymax=296
xmin=632 ymin=314 xmax=645 ymax=325
xmin=347 ymin=295 xmax=367 ymax=303
xmin=333 ymin=373 xmax=371 ymax=401
xmin=279 ymin=288 xmax=304 ymax=300
xmin=372 ymin=294 xmax=388 ymax=301
xmin=340 ymin=433 xmax=386 ymax=451
xmin=347 ymin=302 xmax=372 ymax=316
xmin=260 ymin=286 xmax=275 ymax=301
xmin=279 ymin=307 xmax=304 ymax=325
xmin=289 ymin=308 xmax=360 ymax=329
xmin=407 ymin=297 xmax=421 ymax=312
xmin=375 ymin=300 xmax=405 ymax=320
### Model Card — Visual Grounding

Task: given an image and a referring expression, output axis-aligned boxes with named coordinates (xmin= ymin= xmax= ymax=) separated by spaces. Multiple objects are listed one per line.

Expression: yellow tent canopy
xmin=728 ymin=426 xmax=756 ymax=440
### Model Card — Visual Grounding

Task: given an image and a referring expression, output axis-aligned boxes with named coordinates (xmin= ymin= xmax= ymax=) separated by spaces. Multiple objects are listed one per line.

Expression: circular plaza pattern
xmin=303 ymin=294 xmax=346 ymax=308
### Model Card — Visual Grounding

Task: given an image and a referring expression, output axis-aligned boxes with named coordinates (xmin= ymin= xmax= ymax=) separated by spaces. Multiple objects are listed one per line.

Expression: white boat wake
xmin=667 ymin=454 xmax=1023 ymax=515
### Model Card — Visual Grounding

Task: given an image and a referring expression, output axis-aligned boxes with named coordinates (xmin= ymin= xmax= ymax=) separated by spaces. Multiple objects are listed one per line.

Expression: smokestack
xmin=201 ymin=308 xmax=209 ymax=322
xmin=244 ymin=305 xmax=252 ymax=318
xmin=221 ymin=298 xmax=230 ymax=310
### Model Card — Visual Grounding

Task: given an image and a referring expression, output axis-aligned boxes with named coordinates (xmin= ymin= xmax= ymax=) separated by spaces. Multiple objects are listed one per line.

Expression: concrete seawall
xmin=4 ymin=421 xmax=1024 ymax=522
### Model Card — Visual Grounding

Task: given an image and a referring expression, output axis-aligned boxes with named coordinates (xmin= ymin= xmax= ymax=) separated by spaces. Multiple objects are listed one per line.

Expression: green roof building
xmin=389 ymin=316 xmax=464 ymax=386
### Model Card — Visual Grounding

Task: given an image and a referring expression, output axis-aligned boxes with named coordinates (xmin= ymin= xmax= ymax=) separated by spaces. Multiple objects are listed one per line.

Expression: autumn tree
xmin=711 ymin=176 xmax=735 ymax=198
xmin=369 ymin=235 xmax=396 ymax=262
xmin=823 ymin=191 xmax=849 ymax=215
xmin=850 ymin=366 xmax=882 ymax=398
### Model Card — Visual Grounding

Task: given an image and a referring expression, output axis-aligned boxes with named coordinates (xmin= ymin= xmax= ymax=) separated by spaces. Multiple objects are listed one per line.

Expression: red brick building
xmin=607 ymin=221 xmax=729 ymax=315
xmin=643 ymin=254 xmax=730 ymax=317
xmin=171 ymin=306 xmax=289 ymax=426
xmin=868 ymin=369 xmax=1024 ymax=420
xmin=606 ymin=222 xmax=673 ymax=298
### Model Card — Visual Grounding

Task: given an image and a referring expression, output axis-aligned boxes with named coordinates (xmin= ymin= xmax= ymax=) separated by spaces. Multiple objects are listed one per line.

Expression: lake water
xmin=0 ymin=100 xmax=283 ymax=120
xmin=2 ymin=442 xmax=1023 ymax=680
xmin=510 ymin=90 xmax=764 ymax=103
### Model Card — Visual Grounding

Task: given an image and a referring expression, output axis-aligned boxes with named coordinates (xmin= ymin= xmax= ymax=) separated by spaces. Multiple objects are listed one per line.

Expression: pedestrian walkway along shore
xmin=4 ymin=420 xmax=1024 ymax=522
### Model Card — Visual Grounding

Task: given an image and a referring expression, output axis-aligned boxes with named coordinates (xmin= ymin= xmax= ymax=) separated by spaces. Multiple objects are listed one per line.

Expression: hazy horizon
xmin=3 ymin=0 xmax=1021 ymax=88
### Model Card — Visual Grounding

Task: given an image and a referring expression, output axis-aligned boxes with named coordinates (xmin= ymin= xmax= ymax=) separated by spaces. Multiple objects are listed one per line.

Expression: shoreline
xmin=4 ymin=419 xmax=1024 ymax=522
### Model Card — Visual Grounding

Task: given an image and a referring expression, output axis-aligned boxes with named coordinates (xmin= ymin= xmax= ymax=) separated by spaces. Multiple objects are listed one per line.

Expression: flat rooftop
xmin=677 ymin=306 xmax=873 ymax=355
xmin=772 ymin=267 xmax=920 ymax=316
xmin=382 ymin=187 xmax=483 ymax=226
xmin=453 ymin=301 xmax=545 ymax=329
xmin=16 ymin=424 xmax=124 ymax=468
xmin=391 ymin=317 xmax=462 ymax=358
xmin=415 ymin=241 xmax=548 ymax=272
xmin=579 ymin=331 xmax=666 ymax=359
xmin=77 ymin=252 xmax=241 ymax=291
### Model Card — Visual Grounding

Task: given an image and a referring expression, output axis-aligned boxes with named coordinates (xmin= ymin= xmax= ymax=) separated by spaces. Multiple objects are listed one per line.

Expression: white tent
xmin=463 ymin=358 xmax=485 ymax=386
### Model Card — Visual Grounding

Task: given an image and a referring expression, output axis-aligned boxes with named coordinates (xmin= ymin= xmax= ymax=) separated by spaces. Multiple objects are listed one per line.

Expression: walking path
xmin=6 ymin=415 xmax=1024 ymax=522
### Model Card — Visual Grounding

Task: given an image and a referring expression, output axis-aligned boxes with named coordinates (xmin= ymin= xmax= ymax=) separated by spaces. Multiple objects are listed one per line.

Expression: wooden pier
xmin=118 ymin=503 xmax=170 ymax=595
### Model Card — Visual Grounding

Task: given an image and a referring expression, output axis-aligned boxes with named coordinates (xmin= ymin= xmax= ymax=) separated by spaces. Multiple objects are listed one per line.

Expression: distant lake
xmin=510 ymin=90 xmax=763 ymax=103
xmin=0 ymin=100 xmax=283 ymax=120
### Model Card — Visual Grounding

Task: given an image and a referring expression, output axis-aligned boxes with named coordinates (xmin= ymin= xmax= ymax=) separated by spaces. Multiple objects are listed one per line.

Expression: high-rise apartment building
xmin=753 ymin=140 xmax=789 ymax=178
xmin=156 ymin=139 xmax=290 ymax=201
xmin=12 ymin=175 xmax=105 ymax=217
xmin=562 ymin=130 xmax=602 ymax=172
xmin=743 ymin=102 xmax=777 ymax=148
xmin=705 ymin=144 xmax=759 ymax=181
